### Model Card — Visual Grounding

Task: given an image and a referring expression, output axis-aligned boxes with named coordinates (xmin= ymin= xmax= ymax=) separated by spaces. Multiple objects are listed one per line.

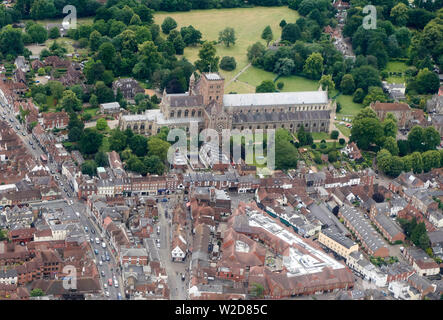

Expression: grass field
xmin=384 ymin=61 xmax=408 ymax=84
xmin=335 ymin=123 xmax=351 ymax=137
xmin=311 ymin=131 xmax=330 ymax=140
xmin=336 ymin=95 xmax=364 ymax=118
xmin=155 ymin=7 xmax=299 ymax=83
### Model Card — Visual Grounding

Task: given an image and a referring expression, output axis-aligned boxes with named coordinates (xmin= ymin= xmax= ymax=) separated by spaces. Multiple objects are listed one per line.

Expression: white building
xmin=388 ymin=281 xmax=420 ymax=300
xmin=346 ymin=251 xmax=387 ymax=287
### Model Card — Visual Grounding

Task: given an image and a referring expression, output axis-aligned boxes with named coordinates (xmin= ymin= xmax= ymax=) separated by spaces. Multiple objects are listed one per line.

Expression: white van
xmin=101 ymin=242 xmax=106 ymax=248
xmin=95 ymin=238 xmax=100 ymax=244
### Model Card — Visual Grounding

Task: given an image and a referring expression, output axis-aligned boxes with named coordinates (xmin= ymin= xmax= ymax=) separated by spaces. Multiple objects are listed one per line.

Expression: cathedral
xmin=118 ymin=72 xmax=332 ymax=136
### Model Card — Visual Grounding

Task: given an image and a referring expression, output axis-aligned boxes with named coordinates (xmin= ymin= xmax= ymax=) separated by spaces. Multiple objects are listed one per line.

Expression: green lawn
xmin=335 ymin=123 xmax=351 ymax=137
xmin=383 ymin=61 xmax=408 ymax=84
xmin=229 ymin=66 xmax=319 ymax=93
xmin=82 ymin=107 xmax=98 ymax=117
xmin=155 ymin=6 xmax=299 ymax=83
xmin=311 ymin=131 xmax=330 ymax=140
xmin=336 ymin=95 xmax=364 ymax=118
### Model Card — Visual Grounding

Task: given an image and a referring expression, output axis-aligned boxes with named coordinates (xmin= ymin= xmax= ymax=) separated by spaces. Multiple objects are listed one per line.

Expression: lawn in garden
xmin=155 ymin=7 xmax=299 ymax=82
xmin=335 ymin=123 xmax=351 ymax=137
xmin=383 ymin=61 xmax=408 ymax=84
xmin=311 ymin=131 xmax=330 ymax=141
xmin=335 ymin=94 xmax=364 ymax=118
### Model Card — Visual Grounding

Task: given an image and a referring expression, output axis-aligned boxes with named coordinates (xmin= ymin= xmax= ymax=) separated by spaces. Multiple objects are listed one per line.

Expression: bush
xmin=78 ymin=38 xmax=89 ymax=48
xmin=330 ymin=130 xmax=339 ymax=140
xmin=339 ymin=138 xmax=345 ymax=145
xmin=320 ymin=139 xmax=326 ymax=144
xmin=311 ymin=143 xmax=317 ymax=149
xmin=219 ymin=56 xmax=237 ymax=71
xmin=277 ymin=82 xmax=284 ymax=90
xmin=320 ymin=143 xmax=327 ymax=149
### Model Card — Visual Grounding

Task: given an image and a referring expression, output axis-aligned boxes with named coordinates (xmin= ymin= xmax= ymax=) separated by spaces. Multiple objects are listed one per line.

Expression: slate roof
xmin=232 ymin=110 xmax=330 ymax=124
xmin=223 ymin=91 xmax=328 ymax=107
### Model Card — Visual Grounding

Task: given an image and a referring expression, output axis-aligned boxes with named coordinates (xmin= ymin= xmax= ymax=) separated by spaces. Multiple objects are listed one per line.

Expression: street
xmin=0 ymin=99 xmax=125 ymax=300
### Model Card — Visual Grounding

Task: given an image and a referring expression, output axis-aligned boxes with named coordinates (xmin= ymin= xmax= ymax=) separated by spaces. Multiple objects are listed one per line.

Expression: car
xmin=114 ymin=280 xmax=119 ymax=288
xmin=55 ymin=176 xmax=59 ymax=180
xmin=101 ymin=270 xmax=105 ymax=277
xmin=108 ymin=278 xmax=113 ymax=286
xmin=50 ymin=170 xmax=54 ymax=174
xmin=99 ymin=260 xmax=103 ymax=266
xmin=106 ymin=255 xmax=110 ymax=262
xmin=90 ymin=237 xmax=94 ymax=243
xmin=84 ymin=226 xmax=88 ymax=232
xmin=67 ymin=193 xmax=71 ymax=198
xmin=101 ymin=242 xmax=106 ymax=248
xmin=157 ymin=226 xmax=160 ymax=235
xmin=155 ymin=239 xmax=160 ymax=248
xmin=29 ymin=141 xmax=33 ymax=145
xmin=95 ymin=238 xmax=100 ymax=244
xmin=59 ymin=182 xmax=63 ymax=186
xmin=105 ymin=291 xmax=110 ymax=297
xmin=22 ymin=132 xmax=25 ymax=136
xmin=91 ymin=229 xmax=95 ymax=234
xmin=117 ymin=293 xmax=122 ymax=300
xmin=63 ymin=188 xmax=68 ymax=193
xmin=101 ymin=255 xmax=106 ymax=262
xmin=31 ymin=145 xmax=35 ymax=149
xmin=181 ymin=273 xmax=185 ymax=281
xmin=103 ymin=283 xmax=107 ymax=289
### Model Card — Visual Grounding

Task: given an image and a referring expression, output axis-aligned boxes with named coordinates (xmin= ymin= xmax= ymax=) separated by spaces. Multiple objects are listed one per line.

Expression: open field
xmin=155 ymin=7 xmax=299 ymax=83
xmin=335 ymin=95 xmax=364 ymax=118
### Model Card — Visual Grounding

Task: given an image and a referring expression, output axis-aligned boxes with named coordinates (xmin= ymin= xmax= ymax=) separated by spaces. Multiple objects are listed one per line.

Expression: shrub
xmin=311 ymin=143 xmax=317 ymax=149
xmin=339 ymin=138 xmax=345 ymax=145
xmin=330 ymin=130 xmax=339 ymax=140
xmin=277 ymin=82 xmax=284 ymax=90
xmin=219 ymin=56 xmax=237 ymax=71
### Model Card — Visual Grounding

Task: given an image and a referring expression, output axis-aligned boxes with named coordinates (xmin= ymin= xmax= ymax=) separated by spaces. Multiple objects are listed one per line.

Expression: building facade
xmin=119 ymin=73 xmax=332 ymax=137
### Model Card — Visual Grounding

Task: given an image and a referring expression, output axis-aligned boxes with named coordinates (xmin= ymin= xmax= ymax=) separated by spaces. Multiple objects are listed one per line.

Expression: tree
xmin=319 ymin=74 xmax=335 ymax=91
xmin=247 ymin=42 xmax=266 ymax=64
xmin=412 ymin=68 xmax=440 ymax=94
xmin=351 ymin=117 xmax=384 ymax=150
xmin=351 ymin=66 xmax=381 ymax=92
xmin=220 ymin=56 xmax=237 ymax=71
xmin=218 ymin=27 xmax=236 ymax=47
xmin=330 ymin=130 xmax=339 ymax=140
xmin=385 ymin=156 xmax=404 ymax=178
xmin=109 ymin=129 xmax=127 ymax=152
xmin=126 ymin=155 xmax=146 ymax=174
xmin=128 ymin=135 xmax=148 ymax=157
xmin=408 ymin=126 xmax=425 ymax=152
xmin=372 ymin=192 xmax=385 ymax=203
xmin=340 ymin=74 xmax=355 ymax=95
xmin=48 ymin=26 xmax=59 ymax=39
xmin=256 ymin=80 xmax=275 ymax=93
xmin=130 ymin=14 xmax=142 ymax=26
xmin=79 ymin=129 xmax=103 ymax=155
xmin=422 ymin=150 xmax=441 ymax=172
xmin=303 ymin=52 xmax=324 ymax=80
xmin=173 ymin=35 xmax=186 ymax=55
xmin=96 ymin=118 xmax=108 ymax=131
xmin=0 ymin=26 xmax=24 ymax=56
xmin=148 ymin=137 xmax=170 ymax=161
xmin=390 ymin=3 xmax=409 ymax=26
xmin=383 ymin=136 xmax=399 ymax=156
xmin=277 ymin=82 xmax=284 ymax=90
xmin=261 ymin=25 xmax=273 ymax=46
xmin=281 ymin=23 xmax=301 ymax=43
xmin=195 ymin=41 xmax=219 ymax=73
xmin=30 ymin=288 xmax=45 ymax=297
xmin=423 ymin=127 xmax=441 ymax=151
xmin=81 ymin=160 xmax=97 ymax=176
xmin=339 ymin=138 xmax=345 ymax=145
xmin=37 ymin=67 xmax=45 ymax=76
xmin=89 ymin=94 xmax=99 ymax=109
xmin=180 ymin=25 xmax=202 ymax=46
xmin=410 ymin=152 xmax=424 ymax=174
xmin=143 ymin=155 xmax=165 ymax=175
xmin=61 ymin=90 xmax=82 ymax=113
xmin=279 ymin=20 xmax=287 ymax=28
xmin=363 ymin=87 xmax=387 ymax=106
xmin=352 ymin=88 xmax=365 ymax=103
xmin=161 ymin=17 xmax=177 ymax=35
xmin=273 ymin=58 xmax=294 ymax=76
xmin=382 ymin=113 xmax=398 ymax=138
xmin=94 ymin=151 xmax=109 ymax=167
xmin=27 ymin=23 xmax=48 ymax=43
xmin=30 ymin=0 xmax=56 ymax=20
xmin=96 ymin=42 xmax=116 ymax=72
xmin=328 ymin=150 xmax=338 ymax=162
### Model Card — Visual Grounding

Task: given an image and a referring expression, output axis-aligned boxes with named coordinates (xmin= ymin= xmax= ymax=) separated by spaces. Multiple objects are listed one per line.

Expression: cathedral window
xmin=185 ymin=110 xmax=189 ymax=117
xmin=198 ymin=111 xmax=202 ymax=117
xmin=191 ymin=110 xmax=195 ymax=117
xmin=170 ymin=112 xmax=174 ymax=118
xmin=178 ymin=110 xmax=182 ymax=117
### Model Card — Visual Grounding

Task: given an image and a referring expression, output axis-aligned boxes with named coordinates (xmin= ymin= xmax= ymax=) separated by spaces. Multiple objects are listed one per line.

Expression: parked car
xmin=101 ymin=270 xmax=105 ymax=277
